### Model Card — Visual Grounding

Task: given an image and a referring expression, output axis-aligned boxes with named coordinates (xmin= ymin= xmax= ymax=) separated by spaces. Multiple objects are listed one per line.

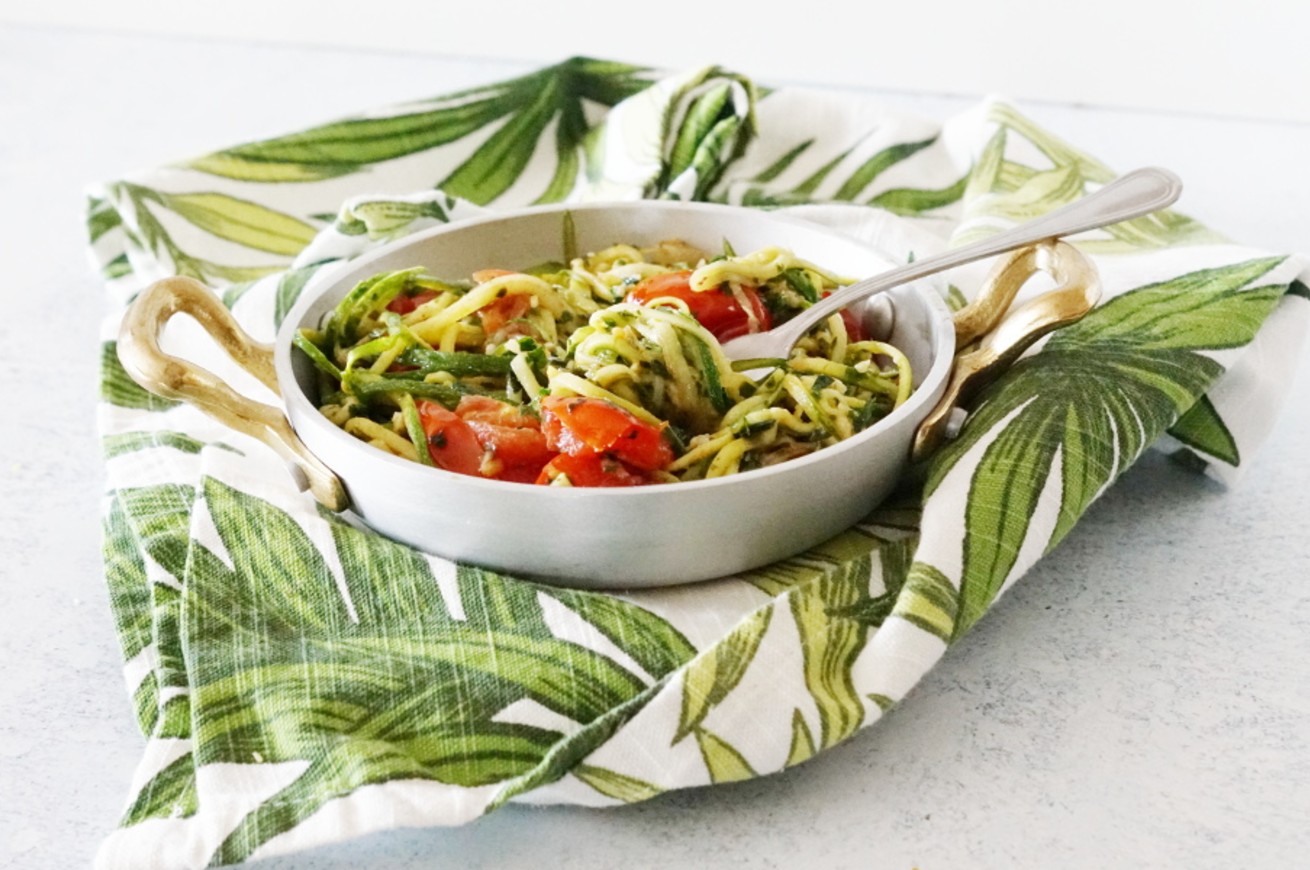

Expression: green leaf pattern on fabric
xmin=121 ymin=754 xmax=198 ymax=826
xmin=103 ymin=431 xmax=241 ymax=459
xmin=923 ymin=258 xmax=1286 ymax=637
xmin=101 ymin=342 xmax=181 ymax=411
xmin=892 ymin=562 xmax=959 ymax=643
xmin=676 ymin=605 xmax=773 ymax=743
xmin=573 ymin=764 xmax=665 ymax=803
xmin=695 ymin=727 xmax=758 ymax=784
xmin=87 ymin=60 xmax=1309 ymax=867
xmin=1169 ymin=395 xmax=1240 ymax=466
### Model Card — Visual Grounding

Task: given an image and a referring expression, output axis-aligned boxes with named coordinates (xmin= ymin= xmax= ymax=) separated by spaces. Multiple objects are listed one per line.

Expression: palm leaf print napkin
xmin=87 ymin=59 xmax=1309 ymax=868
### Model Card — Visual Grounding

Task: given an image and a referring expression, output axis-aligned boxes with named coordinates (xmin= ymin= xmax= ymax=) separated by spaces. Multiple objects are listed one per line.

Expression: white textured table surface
xmin=2 ymin=25 xmax=1308 ymax=870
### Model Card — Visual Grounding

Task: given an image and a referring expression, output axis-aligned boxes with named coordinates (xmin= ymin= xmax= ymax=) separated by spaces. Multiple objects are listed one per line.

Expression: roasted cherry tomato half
xmin=469 ymin=270 xmax=536 ymax=340
xmin=535 ymin=452 xmax=650 ymax=487
xmin=385 ymin=290 xmax=438 ymax=315
xmin=418 ymin=397 xmax=554 ymax=483
xmin=479 ymin=294 xmax=534 ymax=338
xmin=417 ymin=401 xmax=485 ymax=477
xmin=819 ymin=290 xmax=867 ymax=343
xmin=625 ymin=270 xmax=771 ymax=342
xmin=455 ymin=396 xmax=554 ymax=482
xmin=539 ymin=396 xmax=672 ymax=472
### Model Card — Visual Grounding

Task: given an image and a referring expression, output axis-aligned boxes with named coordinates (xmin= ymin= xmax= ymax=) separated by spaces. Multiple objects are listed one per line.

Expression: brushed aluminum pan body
xmin=275 ymin=202 xmax=955 ymax=587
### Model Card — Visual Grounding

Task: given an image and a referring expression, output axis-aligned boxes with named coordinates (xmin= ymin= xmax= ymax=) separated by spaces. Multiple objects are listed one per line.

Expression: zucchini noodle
xmin=296 ymin=236 xmax=915 ymax=484
xmin=343 ymin=417 xmax=418 ymax=462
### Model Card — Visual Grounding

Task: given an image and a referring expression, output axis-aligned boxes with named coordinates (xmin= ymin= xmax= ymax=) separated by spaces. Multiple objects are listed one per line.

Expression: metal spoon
xmin=718 ymin=166 xmax=1182 ymax=362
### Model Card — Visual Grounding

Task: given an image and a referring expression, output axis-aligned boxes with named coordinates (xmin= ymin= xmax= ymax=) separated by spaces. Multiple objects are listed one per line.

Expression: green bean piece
xmin=396 ymin=347 xmax=513 ymax=377
xmin=398 ymin=393 xmax=434 ymax=466
xmin=344 ymin=371 xmax=470 ymax=408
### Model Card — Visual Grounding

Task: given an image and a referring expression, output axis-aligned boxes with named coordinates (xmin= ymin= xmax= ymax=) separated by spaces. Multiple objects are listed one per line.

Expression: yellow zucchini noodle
xmin=295 ymin=237 xmax=914 ymax=484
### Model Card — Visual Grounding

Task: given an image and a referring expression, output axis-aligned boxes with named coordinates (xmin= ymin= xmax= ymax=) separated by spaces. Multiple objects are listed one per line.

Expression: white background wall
xmin=6 ymin=0 xmax=1309 ymax=123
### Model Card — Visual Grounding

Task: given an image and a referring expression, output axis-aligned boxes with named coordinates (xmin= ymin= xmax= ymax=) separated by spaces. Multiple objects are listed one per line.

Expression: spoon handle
xmin=721 ymin=166 xmax=1181 ymax=360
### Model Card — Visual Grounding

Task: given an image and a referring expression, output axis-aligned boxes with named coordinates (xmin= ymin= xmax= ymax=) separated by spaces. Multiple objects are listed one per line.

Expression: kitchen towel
xmin=87 ymin=59 xmax=1309 ymax=868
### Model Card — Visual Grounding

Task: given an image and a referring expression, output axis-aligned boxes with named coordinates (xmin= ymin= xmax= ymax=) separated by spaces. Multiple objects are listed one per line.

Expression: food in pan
xmin=293 ymin=240 xmax=912 ymax=487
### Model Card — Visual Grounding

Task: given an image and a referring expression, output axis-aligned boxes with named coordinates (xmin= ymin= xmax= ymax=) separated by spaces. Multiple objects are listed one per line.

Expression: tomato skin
xmin=819 ymin=290 xmax=866 ymax=343
xmin=386 ymin=290 xmax=438 ymax=315
xmin=839 ymin=309 xmax=865 ymax=342
xmin=539 ymin=396 xmax=673 ymax=471
xmin=456 ymin=397 xmax=554 ymax=479
xmin=535 ymin=452 xmax=649 ymax=487
xmin=417 ymin=396 xmax=666 ymax=486
xmin=480 ymin=294 xmax=533 ymax=338
xmin=417 ymin=401 xmax=485 ymax=476
xmin=455 ymin=395 xmax=540 ymax=429
xmin=626 ymin=270 xmax=771 ymax=342
xmin=417 ymin=397 xmax=553 ymax=482
xmin=468 ymin=269 xmax=537 ymax=341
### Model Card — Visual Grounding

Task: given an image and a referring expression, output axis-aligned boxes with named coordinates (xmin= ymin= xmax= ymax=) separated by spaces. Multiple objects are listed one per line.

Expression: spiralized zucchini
xmin=295 ymin=238 xmax=913 ymax=484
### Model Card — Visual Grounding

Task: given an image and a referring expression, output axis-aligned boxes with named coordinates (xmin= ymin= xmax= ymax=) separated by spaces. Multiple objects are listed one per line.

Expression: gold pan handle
xmin=913 ymin=241 xmax=1102 ymax=461
xmin=116 ymin=276 xmax=349 ymax=510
